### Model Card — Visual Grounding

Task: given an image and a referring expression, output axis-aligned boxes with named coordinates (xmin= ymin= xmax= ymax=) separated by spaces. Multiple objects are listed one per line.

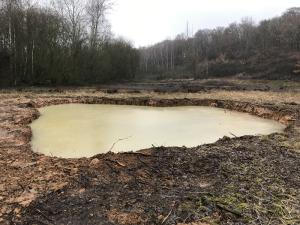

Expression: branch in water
xmin=109 ymin=136 xmax=132 ymax=152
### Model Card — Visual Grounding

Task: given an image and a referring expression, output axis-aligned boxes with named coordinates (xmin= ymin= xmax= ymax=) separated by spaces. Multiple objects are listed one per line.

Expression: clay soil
xmin=0 ymin=81 xmax=300 ymax=225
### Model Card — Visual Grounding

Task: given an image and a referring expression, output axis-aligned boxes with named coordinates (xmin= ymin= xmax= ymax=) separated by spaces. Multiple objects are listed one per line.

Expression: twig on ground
xmin=216 ymin=203 xmax=242 ymax=217
xmin=161 ymin=207 xmax=174 ymax=224
xmin=35 ymin=208 xmax=54 ymax=222
xmin=105 ymin=159 xmax=126 ymax=167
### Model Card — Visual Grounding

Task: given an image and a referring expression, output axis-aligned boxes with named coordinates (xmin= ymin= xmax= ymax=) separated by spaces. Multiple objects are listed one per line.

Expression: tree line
xmin=139 ymin=8 xmax=300 ymax=80
xmin=0 ymin=0 xmax=139 ymax=86
xmin=1 ymin=3 xmax=299 ymax=86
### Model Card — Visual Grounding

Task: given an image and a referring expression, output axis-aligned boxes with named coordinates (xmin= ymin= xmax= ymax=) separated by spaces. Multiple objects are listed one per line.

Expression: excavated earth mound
xmin=0 ymin=93 xmax=299 ymax=225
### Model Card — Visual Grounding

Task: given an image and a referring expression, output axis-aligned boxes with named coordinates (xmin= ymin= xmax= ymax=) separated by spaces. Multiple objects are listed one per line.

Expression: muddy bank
xmin=0 ymin=93 xmax=299 ymax=225
xmin=30 ymin=96 xmax=298 ymax=124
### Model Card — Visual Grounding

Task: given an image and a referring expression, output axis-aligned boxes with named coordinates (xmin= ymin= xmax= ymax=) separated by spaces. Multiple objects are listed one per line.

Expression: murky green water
xmin=30 ymin=104 xmax=285 ymax=158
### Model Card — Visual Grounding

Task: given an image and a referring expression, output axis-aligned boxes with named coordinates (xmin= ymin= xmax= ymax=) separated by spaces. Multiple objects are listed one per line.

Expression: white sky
xmin=108 ymin=0 xmax=300 ymax=47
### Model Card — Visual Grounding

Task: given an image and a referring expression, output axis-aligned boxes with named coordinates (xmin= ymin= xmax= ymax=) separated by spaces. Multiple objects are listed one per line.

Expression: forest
xmin=0 ymin=1 xmax=299 ymax=86
xmin=139 ymin=8 xmax=300 ymax=80
xmin=0 ymin=0 xmax=139 ymax=86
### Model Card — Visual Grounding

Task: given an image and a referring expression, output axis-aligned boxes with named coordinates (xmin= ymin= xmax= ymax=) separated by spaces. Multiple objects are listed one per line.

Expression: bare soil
xmin=0 ymin=84 xmax=299 ymax=225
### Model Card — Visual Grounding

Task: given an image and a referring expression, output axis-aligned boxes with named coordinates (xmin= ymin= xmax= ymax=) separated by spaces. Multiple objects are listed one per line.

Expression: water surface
xmin=30 ymin=104 xmax=285 ymax=158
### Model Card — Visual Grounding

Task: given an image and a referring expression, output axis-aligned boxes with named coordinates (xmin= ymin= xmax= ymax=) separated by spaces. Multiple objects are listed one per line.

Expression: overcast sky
xmin=107 ymin=0 xmax=299 ymax=47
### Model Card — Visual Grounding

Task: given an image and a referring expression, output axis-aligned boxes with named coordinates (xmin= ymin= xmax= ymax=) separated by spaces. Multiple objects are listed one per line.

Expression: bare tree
xmin=86 ymin=0 xmax=111 ymax=48
xmin=52 ymin=0 xmax=86 ymax=49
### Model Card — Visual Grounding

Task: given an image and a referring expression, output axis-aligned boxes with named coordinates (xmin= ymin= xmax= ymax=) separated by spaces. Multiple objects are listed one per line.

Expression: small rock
xmin=71 ymin=167 xmax=79 ymax=174
xmin=79 ymin=188 xmax=86 ymax=194
xmin=89 ymin=158 xmax=100 ymax=167
xmin=14 ymin=208 xmax=21 ymax=214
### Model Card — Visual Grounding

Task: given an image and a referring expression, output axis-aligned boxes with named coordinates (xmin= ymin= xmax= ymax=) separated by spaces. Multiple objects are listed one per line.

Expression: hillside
xmin=139 ymin=8 xmax=300 ymax=80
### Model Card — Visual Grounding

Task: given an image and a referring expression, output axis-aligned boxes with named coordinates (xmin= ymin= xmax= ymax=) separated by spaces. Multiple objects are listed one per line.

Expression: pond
xmin=30 ymin=104 xmax=285 ymax=158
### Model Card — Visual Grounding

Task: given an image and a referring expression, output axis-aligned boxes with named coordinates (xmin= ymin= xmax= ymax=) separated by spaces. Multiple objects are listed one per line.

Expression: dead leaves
xmin=11 ymin=161 xmax=37 ymax=169
xmin=107 ymin=209 xmax=145 ymax=225
xmin=7 ymin=189 xmax=37 ymax=207
xmin=49 ymin=182 xmax=68 ymax=192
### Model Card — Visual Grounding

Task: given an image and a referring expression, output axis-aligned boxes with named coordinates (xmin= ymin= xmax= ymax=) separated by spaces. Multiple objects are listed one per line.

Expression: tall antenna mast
xmin=191 ymin=24 xmax=194 ymax=37
xmin=186 ymin=21 xmax=189 ymax=38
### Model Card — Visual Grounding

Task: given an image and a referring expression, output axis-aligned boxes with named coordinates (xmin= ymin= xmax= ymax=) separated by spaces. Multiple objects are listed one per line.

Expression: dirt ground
xmin=0 ymin=80 xmax=300 ymax=225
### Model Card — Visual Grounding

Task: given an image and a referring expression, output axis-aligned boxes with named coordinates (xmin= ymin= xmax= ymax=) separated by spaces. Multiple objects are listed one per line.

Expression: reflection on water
xmin=30 ymin=104 xmax=285 ymax=158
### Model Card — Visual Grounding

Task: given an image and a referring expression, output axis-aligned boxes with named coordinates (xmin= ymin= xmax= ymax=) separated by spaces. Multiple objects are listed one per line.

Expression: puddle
xmin=30 ymin=104 xmax=285 ymax=158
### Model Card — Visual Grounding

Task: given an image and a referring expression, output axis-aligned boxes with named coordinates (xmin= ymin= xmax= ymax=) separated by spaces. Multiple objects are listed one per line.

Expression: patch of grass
xmin=176 ymin=151 xmax=300 ymax=225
